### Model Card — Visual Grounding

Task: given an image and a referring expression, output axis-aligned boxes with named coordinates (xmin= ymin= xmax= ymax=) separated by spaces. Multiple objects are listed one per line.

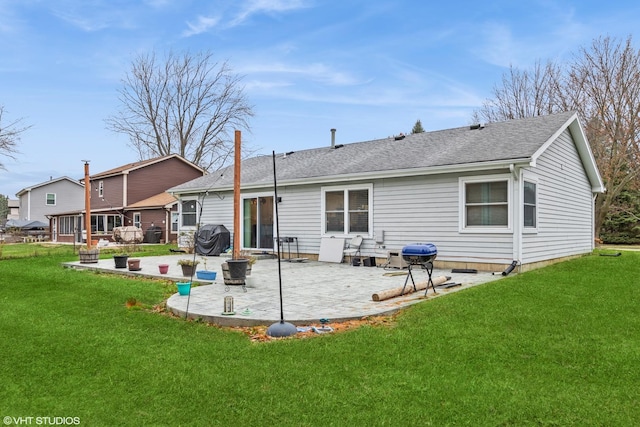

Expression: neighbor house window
xmin=91 ymin=215 xmax=122 ymax=233
xmin=46 ymin=193 xmax=56 ymax=206
xmin=171 ymin=212 xmax=179 ymax=232
xmin=181 ymin=200 xmax=197 ymax=227
xmin=523 ymin=181 xmax=537 ymax=228
xmin=460 ymin=176 xmax=511 ymax=232
xmin=59 ymin=216 xmax=76 ymax=235
xmin=322 ymin=185 xmax=372 ymax=235
xmin=98 ymin=181 xmax=104 ymax=198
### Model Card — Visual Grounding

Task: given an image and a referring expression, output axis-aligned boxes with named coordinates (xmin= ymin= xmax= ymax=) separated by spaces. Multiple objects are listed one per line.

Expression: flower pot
xmin=114 ymin=255 xmax=129 ymax=268
xmin=79 ymin=248 xmax=99 ymax=264
xmin=181 ymin=265 xmax=195 ymax=277
xmin=227 ymin=259 xmax=249 ymax=279
xmin=158 ymin=264 xmax=169 ymax=274
xmin=196 ymin=270 xmax=217 ymax=280
xmin=176 ymin=282 xmax=191 ymax=296
xmin=128 ymin=258 xmax=141 ymax=271
xmin=221 ymin=261 xmax=246 ymax=286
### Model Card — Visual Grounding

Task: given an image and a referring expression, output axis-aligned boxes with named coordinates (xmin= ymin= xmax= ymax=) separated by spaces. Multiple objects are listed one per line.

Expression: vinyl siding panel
xmin=19 ymin=180 xmax=84 ymax=223
xmin=372 ymin=175 xmax=513 ymax=263
xmin=522 ymin=129 xmax=594 ymax=263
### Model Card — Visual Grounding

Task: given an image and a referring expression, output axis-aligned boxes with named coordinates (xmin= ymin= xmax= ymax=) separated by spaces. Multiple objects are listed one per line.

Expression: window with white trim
xmin=523 ymin=180 xmax=537 ymax=228
xmin=460 ymin=176 xmax=511 ymax=232
xmin=59 ymin=216 xmax=76 ymax=235
xmin=46 ymin=193 xmax=56 ymax=206
xmin=98 ymin=181 xmax=104 ymax=198
xmin=322 ymin=185 xmax=372 ymax=235
xmin=171 ymin=212 xmax=179 ymax=232
xmin=181 ymin=200 xmax=197 ymax=227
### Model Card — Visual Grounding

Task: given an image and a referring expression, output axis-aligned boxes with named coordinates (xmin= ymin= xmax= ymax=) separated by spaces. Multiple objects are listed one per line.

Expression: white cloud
xmin=230 ymin=0 xmax=311 ymax=27
xmin=182 ymin=15 xmax=220 ymax=37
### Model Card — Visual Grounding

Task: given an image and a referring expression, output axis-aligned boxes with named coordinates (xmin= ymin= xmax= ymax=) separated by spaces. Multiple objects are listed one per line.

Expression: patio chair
xmin=343 ymin=235 xmax=363 ymax=265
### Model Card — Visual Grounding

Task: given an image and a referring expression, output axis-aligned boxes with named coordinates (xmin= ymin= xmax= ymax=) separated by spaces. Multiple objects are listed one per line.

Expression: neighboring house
xmin=15 ymin=176 xmax=84 ymax=225
xmin=7 ymin=199 xmax=19 ymax=221
xmin=51 ymin=154 xmax=205 ymax=244
xmin=168 ymin=111 xmax=604 ymax=272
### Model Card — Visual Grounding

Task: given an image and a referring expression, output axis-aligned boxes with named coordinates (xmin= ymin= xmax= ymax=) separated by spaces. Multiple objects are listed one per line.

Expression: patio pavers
xmin=65 ymin=254 xmax=503 ymax=327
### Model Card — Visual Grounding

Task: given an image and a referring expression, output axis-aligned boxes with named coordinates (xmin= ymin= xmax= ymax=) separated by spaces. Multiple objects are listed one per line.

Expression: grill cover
xmin=195 ymin=224 xmax=231 ymax=256
xmin=402 ymin=243 xmax=437 ymax=264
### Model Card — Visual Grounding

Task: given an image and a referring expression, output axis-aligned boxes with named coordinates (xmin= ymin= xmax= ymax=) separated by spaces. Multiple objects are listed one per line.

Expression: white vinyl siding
xmin=522 ymin=129 xmax=594 ymax=263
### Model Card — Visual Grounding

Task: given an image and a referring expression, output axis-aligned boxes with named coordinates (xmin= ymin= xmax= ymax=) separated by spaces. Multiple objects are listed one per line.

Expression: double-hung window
xmin=181 ymin=200 xmax=197 ymax=227
xmin=46 ymin=193 xmax=56 ymax=206
xmin=460 ymin=175 xmax=511 ymax=232
xmin=322 ymin=185 xmax=372 ymax=236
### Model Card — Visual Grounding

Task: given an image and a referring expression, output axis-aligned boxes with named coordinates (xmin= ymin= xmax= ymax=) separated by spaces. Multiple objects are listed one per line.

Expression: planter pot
xmin=227 ymin=259 xmax=249 ymax=279
xmin=196 ymin=270 xmax=217 ymax=280
xmin=221 ymin=262 xmax=245 ymax=286
xmin=128 ymin=258 xmax=141 ymax=271
xmin=180 ymin=265 xmax=196 ymax=277
xmin=79 ymin=248 xmax=99 ymax=264
xmin=176 ymin=282 xmax=191 ymax=296
xmin=158 ymin=264 xmax=169 ymax=274
xmin=114 ymin=255 xmax=129 ymax=268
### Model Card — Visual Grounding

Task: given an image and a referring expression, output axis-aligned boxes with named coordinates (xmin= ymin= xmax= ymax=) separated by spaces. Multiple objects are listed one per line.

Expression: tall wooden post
xmin=233 ymin=130 xmax=241 ymax=259
xmin=83 ymin=160 xmax=92 ymax=249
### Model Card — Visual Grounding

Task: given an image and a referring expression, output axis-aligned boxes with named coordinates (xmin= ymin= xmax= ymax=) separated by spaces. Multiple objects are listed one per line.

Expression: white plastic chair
xmin=343 ymin=235 xmax=363 ymax=264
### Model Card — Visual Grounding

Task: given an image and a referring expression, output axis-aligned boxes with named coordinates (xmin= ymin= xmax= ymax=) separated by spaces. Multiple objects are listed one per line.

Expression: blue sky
xmin=0 ymin=0 xmax=639 ymax=197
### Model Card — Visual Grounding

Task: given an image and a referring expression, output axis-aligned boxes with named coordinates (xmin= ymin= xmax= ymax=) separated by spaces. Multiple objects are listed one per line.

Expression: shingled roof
xmin=170 ymin=111 xmax=603 ymax=193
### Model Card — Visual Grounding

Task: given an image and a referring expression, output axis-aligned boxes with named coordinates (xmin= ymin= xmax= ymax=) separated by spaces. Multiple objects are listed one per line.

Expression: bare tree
xmin=473 ymin=36 xmax=640 ymax=238
xmin=106 ymin=50 xmax=254 ymax=171
xmin=0 ymin=105 xmax=30 ymax=170
xmin=473 ymin=60 xmax=565 ymax=124
xmin=567 ymin=36 xmax=640 ymax=236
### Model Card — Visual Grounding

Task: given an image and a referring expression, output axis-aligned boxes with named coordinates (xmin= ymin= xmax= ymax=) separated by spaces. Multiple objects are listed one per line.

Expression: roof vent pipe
xmin=330 ymin=128 xmax=336 ymax=147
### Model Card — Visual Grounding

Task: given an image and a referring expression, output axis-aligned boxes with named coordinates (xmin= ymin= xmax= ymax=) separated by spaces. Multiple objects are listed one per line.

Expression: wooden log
xmin=372 ymin=275 xmax=450 ymax=301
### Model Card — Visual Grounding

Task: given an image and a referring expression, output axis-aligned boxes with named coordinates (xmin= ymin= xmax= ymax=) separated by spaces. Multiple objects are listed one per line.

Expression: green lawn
xmin=0 ymin=244 xmax=638 ymax=426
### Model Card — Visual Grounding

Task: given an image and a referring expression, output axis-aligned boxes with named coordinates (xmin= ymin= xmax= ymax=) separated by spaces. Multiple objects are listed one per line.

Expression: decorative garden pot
xmin=176 ymin=282 xmax=191 ymax=296
xmin=222 ymin=260 xmax=247 ymax=286
xmin=114 ymin=255 xmax=129 ymax=269
xmin=196 ymin=270 xmax=217 ymax=280
xmin=79 ymin=248 xmax=99 ymax=264
xmin=158 ymin=264 xmax=169 ymax=274
xmin=127 ymin=259 xmax=141 ymax=271
xmin=181 ymin=265 xmax=195 ymax=277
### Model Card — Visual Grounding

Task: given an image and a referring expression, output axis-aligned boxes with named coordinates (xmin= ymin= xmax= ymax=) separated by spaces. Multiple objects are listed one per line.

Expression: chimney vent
xmin=330 ymin=128 xmax=336 ymax=147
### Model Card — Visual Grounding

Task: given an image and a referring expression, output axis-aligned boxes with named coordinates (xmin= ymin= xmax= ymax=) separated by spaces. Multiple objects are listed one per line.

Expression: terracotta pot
xmin=158 ymin=264 xmax=169 ymax=274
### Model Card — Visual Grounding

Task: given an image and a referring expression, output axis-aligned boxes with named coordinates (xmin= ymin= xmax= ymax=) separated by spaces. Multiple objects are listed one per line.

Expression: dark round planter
xmin=114 ymin=255 xmax=129 ymax=268
xmin=227 ymin=259 xmax=249 ymax=279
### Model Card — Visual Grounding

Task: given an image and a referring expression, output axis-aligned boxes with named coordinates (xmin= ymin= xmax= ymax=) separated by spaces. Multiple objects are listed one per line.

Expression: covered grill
xmin=401 ymin=243 xmax=437 ymax=265
xmin=401 ymin=243 xmax=438 ymax=296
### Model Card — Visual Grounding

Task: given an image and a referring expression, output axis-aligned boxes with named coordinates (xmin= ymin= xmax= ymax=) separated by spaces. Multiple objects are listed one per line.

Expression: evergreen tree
xmin=411 ymin=119 xmax=425 ymax=134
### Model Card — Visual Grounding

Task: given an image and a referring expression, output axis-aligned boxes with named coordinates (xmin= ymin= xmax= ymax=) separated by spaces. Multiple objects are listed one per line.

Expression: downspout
xmin=509 ymin=164 xmax=521 ymax=272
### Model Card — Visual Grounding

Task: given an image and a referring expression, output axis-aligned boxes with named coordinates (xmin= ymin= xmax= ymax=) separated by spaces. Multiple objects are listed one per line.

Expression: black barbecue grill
xmin=401 ymin=243 xmax=438 ymax=296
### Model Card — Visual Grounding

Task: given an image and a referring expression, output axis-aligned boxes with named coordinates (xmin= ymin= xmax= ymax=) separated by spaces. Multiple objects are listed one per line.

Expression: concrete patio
xmin=65 ymin=254 xmax=504 ymax=327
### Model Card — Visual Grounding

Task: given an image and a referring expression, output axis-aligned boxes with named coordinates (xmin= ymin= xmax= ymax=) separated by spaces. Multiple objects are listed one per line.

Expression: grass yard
xmin=0 ymin=244 xmax=638 ymax=426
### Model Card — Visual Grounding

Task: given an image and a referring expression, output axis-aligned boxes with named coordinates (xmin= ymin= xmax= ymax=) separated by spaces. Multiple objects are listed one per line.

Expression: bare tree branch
xmin=105 ymin=50 xmax=254 ymax=171
xmin=0 ymin=105 xmax=30 ymax=170
xmin=472 ymin=35 xmax=640 ymax=238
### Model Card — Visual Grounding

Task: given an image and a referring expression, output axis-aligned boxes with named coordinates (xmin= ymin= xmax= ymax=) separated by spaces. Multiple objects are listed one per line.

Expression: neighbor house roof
xmin=127 ymin=192 xmax=177 ymax=209
xmin=89 ymin=154 xmax=205 ymax=180
xmin=16 ymin=176 xmax=83 ymax=196
xmin=169 ymin=111 xmax=604 ymax=194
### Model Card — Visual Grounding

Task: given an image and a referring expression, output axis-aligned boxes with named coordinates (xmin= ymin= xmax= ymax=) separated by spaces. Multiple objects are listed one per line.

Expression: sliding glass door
xmin=243 ymin=196 xmax=274 ymax=250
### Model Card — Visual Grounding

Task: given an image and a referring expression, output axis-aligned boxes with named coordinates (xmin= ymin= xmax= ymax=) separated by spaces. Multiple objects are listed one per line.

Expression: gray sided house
xmin=16 ymin=176 xmax=84 ymax=224
xmin=169 ymin=111 xmax=604 ymax=272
